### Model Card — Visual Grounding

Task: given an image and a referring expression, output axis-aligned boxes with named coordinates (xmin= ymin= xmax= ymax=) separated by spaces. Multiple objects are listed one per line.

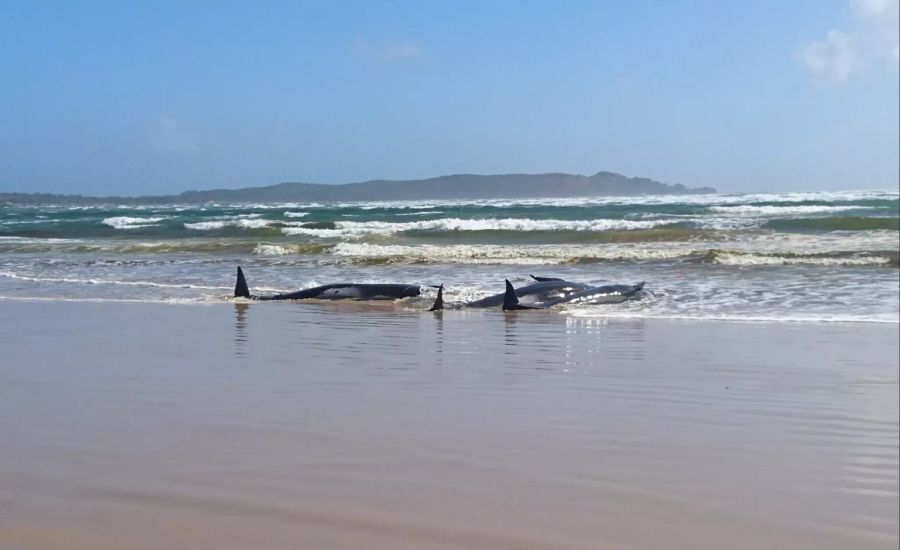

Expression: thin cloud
xmin=353 ymin=37 xmax=423 ymax=62
xmin=851 ymin=0 xmax=897 ymax=18
xmin=796 ymin=30 xmax=859 ymax=83
xmin=150 ymin=116 xmax=196 ymax=153
xmin=796 ymin=0 xmax=899 ymax=83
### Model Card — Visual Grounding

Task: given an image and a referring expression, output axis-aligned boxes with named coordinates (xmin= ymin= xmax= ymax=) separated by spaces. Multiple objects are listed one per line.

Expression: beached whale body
xmin=233 ymin=267 xmax=420 ymax=301
xmin=500 ymin=278 xmax=649 ymax=311
xmin=461 ymin=276 xmax=650 ymax=310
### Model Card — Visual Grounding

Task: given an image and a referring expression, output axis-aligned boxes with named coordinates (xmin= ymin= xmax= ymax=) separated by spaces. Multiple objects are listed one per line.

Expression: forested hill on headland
xmin=2 ymin=171 xmax=716 ymax=205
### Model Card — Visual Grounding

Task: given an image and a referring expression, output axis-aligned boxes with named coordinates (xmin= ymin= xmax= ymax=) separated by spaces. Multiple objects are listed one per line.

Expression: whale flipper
xmin=530 ymin=275 xmax=565 ymax=282
xmin=235 ymin=266 xmax=251 ymax=298
xmin=429 ymin=284 xmax=445 ymax=311
xmin=503 ymin=279 xmax=537 ymax=311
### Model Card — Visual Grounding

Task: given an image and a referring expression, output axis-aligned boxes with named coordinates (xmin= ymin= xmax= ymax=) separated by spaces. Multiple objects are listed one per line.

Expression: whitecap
xmin=282 ymin=217 xmax=674 ymax=238
xmin=184 ymin=218 xmax=273 ymax=230
xmin=102 ymin=216 xmax=167 ymax=229
xmin=708 ymin=205 xmax=869 ymax=215
xmin=710 ymin=252 xmax=893 ymax=267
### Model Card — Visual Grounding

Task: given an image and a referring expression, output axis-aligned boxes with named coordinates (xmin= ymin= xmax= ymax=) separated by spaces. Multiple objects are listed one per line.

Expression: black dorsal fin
xmin=530 ymin=275 xmax=564 ymax=282
xmin=234 ymin=266 xmax=251 ymax=298
xmin=428 ymin=284 xmax=444 ymax=311
xmin=503 ymin=279 xmax=518 ymax=309
xmin=503 ymin=279 xmax=536 ymax=310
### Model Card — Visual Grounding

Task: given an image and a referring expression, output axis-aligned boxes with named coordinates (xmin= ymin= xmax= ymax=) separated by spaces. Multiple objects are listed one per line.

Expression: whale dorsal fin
xmin=530 ymin=275 xmax=564 ymax=282
xmin=234 ymin=266 xmax=251 ymax=298
xmin=503 ymin=279 xmax=537 ymax=310
xmin=428 ymin=284 xmax=444 ymax=311
xmin=502 ymin=280 xmax=519 ymax=310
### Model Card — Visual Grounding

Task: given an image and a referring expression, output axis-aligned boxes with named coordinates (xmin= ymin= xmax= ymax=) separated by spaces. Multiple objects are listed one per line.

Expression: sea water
xmin=1 ymin=189 xmax=897 ymax=322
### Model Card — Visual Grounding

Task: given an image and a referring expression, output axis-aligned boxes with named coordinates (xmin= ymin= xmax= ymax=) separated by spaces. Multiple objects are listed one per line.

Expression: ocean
xmin=1 ymin=189 xmax=898 ymax=322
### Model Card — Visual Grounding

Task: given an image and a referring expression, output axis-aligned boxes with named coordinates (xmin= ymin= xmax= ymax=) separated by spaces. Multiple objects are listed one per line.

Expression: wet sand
xmin=1 ymin=300 xmax=897 ymax=549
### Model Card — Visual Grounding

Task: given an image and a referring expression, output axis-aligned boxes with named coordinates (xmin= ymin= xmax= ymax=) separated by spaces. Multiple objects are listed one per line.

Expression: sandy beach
xmin=0 ymin=300 xmax=897 ymax=549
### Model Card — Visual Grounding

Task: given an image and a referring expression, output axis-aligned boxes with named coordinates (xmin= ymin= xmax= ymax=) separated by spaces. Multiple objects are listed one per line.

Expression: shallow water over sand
xmin=1 ymin=301 xmax=897 ymax=549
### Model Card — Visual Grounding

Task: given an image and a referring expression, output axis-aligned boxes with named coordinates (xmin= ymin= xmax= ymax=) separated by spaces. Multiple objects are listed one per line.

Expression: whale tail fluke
xmin=428 ymin=284 xmax=445 ymax=311
xmin=235 ymin=266 xmax=251 ymax=298
xmin=503 ymin=279 xmax=536 ymax=311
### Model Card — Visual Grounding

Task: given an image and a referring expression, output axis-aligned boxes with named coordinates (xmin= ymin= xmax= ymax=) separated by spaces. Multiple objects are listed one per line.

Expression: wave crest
xmin=102 ymin=216 xmax=167 ymax=229
xmin=184 ymin=218 xmax=273 ymax=230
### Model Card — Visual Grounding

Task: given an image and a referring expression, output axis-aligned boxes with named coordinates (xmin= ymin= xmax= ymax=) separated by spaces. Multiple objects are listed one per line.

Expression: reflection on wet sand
xmin=233 ymin=302 xmax=249 ymax=357
xmin=2 ymin=301 xmax=896 ymax=550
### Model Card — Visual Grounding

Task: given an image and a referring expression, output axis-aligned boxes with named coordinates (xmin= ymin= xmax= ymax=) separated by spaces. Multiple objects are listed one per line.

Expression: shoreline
xmin=1 ymin=295 xmax=898 ymax=325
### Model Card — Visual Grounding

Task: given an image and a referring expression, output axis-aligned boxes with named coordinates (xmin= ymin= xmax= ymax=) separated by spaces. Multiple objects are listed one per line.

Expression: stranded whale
xmin=233 ymin=268 xmax=647 ymax=309
xmin=427 ymin=275 xmax=650 ymax=311
xmin=234 ymin=267 xmax=421 ymax=301
xmin=500 ymin=278 xmax=648 ymax=310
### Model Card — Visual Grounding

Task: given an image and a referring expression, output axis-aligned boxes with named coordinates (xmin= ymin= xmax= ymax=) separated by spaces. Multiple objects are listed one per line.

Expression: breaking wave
xmin=185 ymin=218 xmax=273 ymax=230
xmin=252 ymin=243 xmax=334 ymax=255
xmin=328 ymin=243 xmax=898 ymax=267
xmin=102 ymin=216 xmax=167 ymax=229
xmin=703 ymin=250 xmax=898 ymax=267
xmin=282 ymin=217 xmax=678 ymax=237
xmin=707 ymin=205 xmax=869 ymax=215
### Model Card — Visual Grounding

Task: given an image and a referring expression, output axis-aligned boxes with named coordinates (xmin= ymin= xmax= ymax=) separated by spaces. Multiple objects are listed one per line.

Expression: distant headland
xmin=1 ymin=171 xmax=716 ymax=205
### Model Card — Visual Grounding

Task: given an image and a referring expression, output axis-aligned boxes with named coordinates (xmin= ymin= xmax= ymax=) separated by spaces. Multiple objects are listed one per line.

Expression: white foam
xmin=254 ymin=244 xmax=293 ymax=255
xmin=239 ymin=202 xmax=321 ymax=209
xmin=316 ymin=189 xmax=897 ymax=210
xmin=0 ymin=270 xmax=229 ymax=290
xmin=0 ymin=295 xmax=218 ymax=305
xmin=283 ymin=211 xmax=309 ymax=218
xmin=330 ymin=243 xmax=700 ymax=264
xmin=184 ymin=218 xmax=273 ymax=230
xmin=711 ymin=252 xmax=893 ymax=267
xmin=566 ymin=310 xmax=899 ymax=324
xmin=281 ymin=227 xmax=351 ymax=238
xmin=328 ymin=242 xmax=898 ymax=267
xmin=722 ymin=230 xmax=899 ymax=254
xmin=184 ymin=221 xmax=226 ymax=230
xmin=282 ymin=217 xmax=673 ymax=238
xmin=1 ymin=218 xmax=64 ymax=226
xmin=708 ymin=205 xmax=869 ymax=215
xmin=251 ymin=244 xmax=324 ymax=255
xmin=102 ymin=216 xmax=167 ymax=229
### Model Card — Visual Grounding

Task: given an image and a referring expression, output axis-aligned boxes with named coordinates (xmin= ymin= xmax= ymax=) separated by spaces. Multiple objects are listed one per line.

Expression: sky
xmin=1 ymin=0 xmax=898 ymax=195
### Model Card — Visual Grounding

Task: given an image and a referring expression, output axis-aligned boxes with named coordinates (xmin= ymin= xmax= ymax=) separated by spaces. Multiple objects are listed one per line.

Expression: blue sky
xmin=1 ymin=0 xmax=898 ymax=195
